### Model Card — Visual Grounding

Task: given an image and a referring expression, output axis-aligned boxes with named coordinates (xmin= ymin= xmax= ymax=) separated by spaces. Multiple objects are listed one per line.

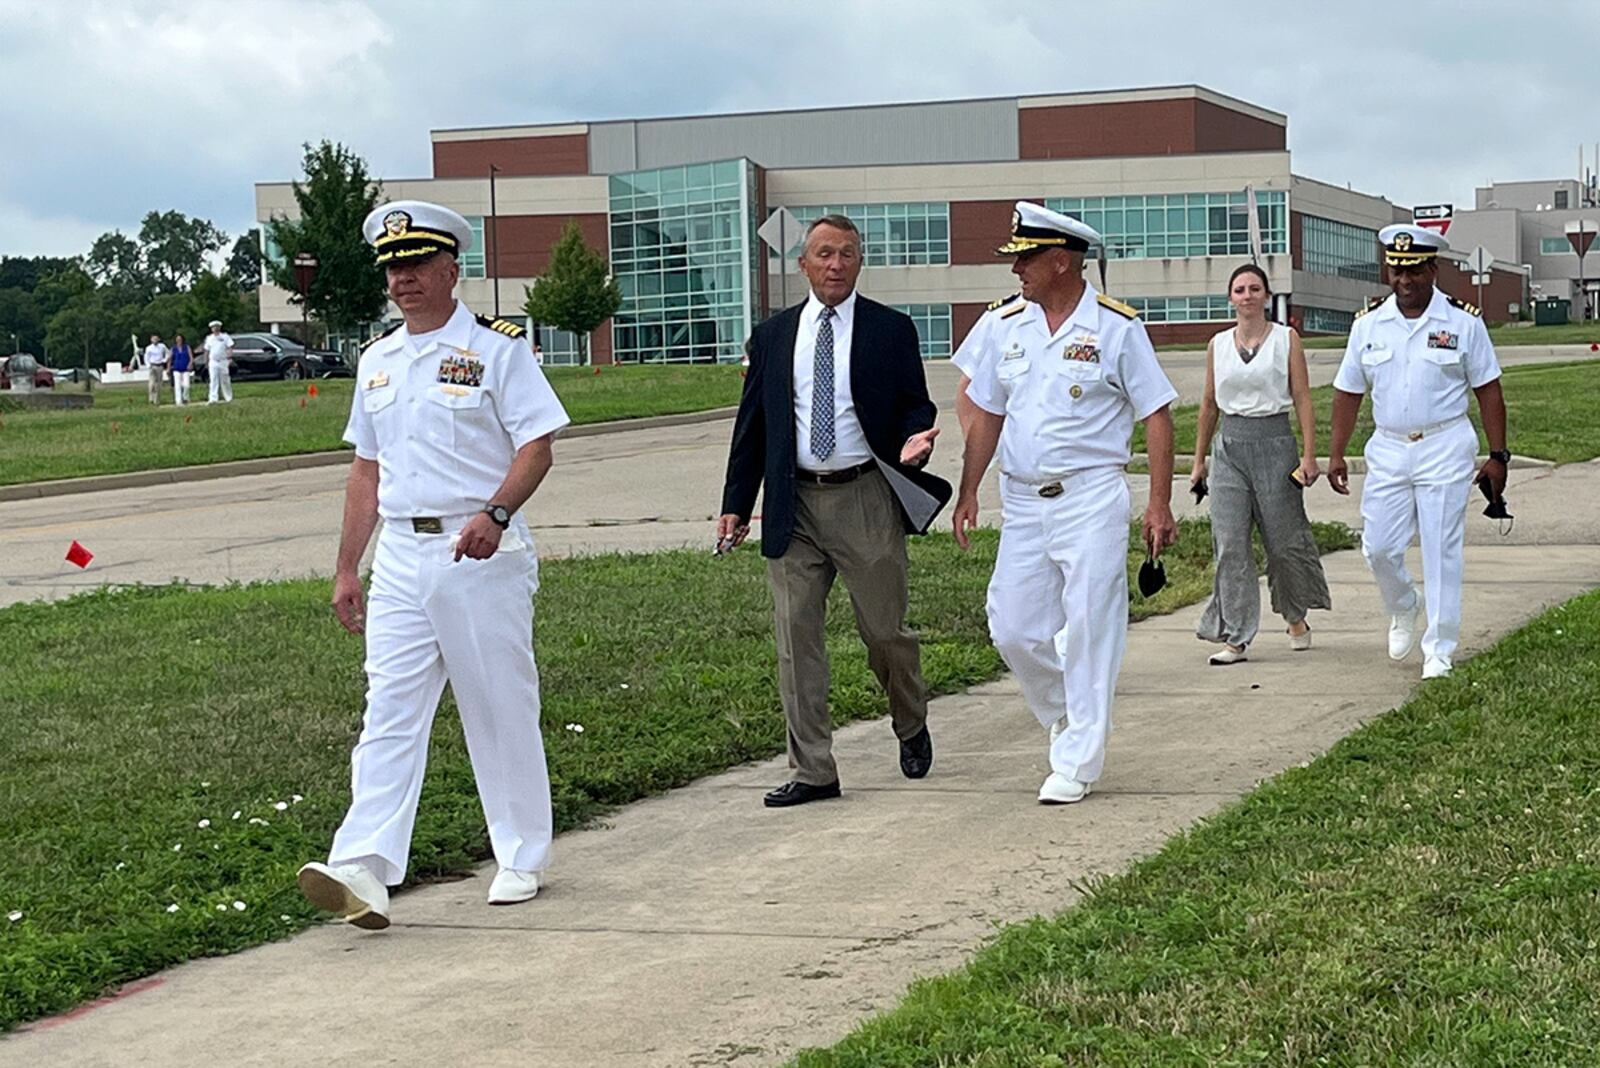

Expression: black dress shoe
xmin=763 ymin=780 xmax=841 ymax=807
xmin=899 ymin=727 xmax=933 ymax=779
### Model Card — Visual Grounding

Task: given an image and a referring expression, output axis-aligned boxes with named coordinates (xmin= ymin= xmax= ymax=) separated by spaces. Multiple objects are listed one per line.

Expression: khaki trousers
xmin=767 ymin=468 xmax=928 ymax=785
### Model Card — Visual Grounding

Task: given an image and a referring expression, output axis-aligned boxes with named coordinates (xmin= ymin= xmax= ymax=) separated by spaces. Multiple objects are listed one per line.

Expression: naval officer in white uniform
xmin=1328 ymin=223 xmax=1508 ymax=679
xmin=953 ymin=202 xmax=1179 ymax=805
xmin=297 ymin=200 xmax=570 ymax=929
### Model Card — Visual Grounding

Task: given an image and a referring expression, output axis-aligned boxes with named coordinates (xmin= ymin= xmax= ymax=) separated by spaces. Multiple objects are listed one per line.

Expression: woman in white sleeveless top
xmin=1190 ymin=264 xmax=1330 ymax=664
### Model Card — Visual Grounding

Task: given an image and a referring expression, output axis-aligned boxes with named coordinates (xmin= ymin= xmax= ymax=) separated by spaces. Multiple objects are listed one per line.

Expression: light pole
xmin=489 ymin=164 xmax=501 ymax=318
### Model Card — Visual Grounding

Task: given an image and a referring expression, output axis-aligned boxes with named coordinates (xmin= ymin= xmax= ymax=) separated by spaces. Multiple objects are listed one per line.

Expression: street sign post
xmin=1414 ymin=203 xmax=1454 ymax=237
xmin=757 ymin=207 xmax=803 ymax=313
xmin=291 ymin=253 xmax=319 ymax=348
xmin=1566 ymin=220 xmax=1598 ymax=321
xmin=1466 ymin=246 xmax=1493 ymax=315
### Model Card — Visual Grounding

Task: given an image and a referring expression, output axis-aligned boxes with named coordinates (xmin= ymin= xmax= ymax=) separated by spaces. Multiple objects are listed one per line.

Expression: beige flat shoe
xmin=1208 ymin=645 xmax=1248 ymax=666
xmin=1289 ymin=624 xmax=1312 ymax=652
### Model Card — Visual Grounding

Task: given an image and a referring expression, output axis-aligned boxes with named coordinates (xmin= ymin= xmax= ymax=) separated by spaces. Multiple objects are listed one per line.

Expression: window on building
xmin=784 ymin=203 xmax=951 ymax=266
xmin=460 ymin=216 xmax=486 ymax=279
xmin=608 ymin=158 xmax=753 ymax=363
xmin=890 ymin=303 xmax=953 ymax=359
xmin=259 ymin=228 xmax=285 ymax=284
xmin=1044 ymin=191 xmax=1287 ymax=261
xmin=1298 ymin=306 xmax=1356 ymax=335
xmin=1124 ymin=295 xmax=1234 ymax=323
xmin=1300 ymin=215 xmax=1381 ymax=283
xmin=1541 ymin=236 xmax=1573 ymax=255
xmin=1555 ymin=190 xmax=1569 ymax=209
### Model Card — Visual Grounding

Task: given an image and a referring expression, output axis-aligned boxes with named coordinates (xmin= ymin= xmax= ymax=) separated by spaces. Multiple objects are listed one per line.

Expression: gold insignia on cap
xmin=384 ymin=210 xmax=412 ymax=237
xmin=1394 ymin=232 xmax=1413 ymax=251
xmin=1011 ymin=208 xmax=1021 ymax=232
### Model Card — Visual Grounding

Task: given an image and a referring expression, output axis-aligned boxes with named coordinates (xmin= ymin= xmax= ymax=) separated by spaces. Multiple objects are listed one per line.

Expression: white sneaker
xmin=487 ymin=867 xmax=541 ymax=905
xmin=297 ymin=862 xmax=390 ymax=930
xmin=1208 ymin=645 xmax=1249 ymax=666
xmin=1037 ymin=773 xmax=1092 ymax=805
xmin=1422 ymin=657 xmax=1452 ymax=679
xmin=1388 ymin=591 xmax=1423 ymax=661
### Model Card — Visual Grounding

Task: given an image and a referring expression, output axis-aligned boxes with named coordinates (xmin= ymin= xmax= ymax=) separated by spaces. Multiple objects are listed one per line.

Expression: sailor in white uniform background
xmin=1328 ymin=223 xmax=1508 ymax=679
xmin=297 ymin=200 xmax=570 ymax=929
xmin=953 ymin=202 xmax=1179 ymax=806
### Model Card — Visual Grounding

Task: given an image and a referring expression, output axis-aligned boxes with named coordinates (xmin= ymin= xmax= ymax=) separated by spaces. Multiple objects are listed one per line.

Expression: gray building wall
xmin=587 ymin=98 xmax=1020 ymax=174
xmin=1474 ymin=178 xmax=1587 ymax=212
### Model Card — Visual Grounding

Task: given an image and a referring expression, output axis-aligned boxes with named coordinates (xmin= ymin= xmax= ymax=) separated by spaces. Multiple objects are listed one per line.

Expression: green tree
xmin=264 ymin=141 xmax=387 ymax=335
xmin=0 ymin=255 xmax=77 ymax=291
xmin=32 ymin=264 xmax=96 ymax=321
xmin=85 ymin=230 xmax=150 ymax=298
xmin=523 ymin=221 xmax=622 ymax=363
xmin=0 ymin=288 xmax=43 ymax=355
xmin=187 ymin=272 xmax=260 ymax=334
xmin=46 ymin=289 xmax=141 ymax=370
xmin=228 ymin=228 xmax=263 ymax=292
xmin=138 ymin=210 xmax=226 ymax=293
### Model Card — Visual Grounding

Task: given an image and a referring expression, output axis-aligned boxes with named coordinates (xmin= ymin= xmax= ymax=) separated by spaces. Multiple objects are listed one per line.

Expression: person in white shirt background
xmin=202 ymin=320 xmax=234 ymax=403
xmin=1189 ymin=264 xmax=1330 ymax=665
xmin=141 ymin=334 xmax=169 ymax=405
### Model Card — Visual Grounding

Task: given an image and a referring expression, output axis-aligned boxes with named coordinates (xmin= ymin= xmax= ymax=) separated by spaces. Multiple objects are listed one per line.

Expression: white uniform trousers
xmin=207 ymin=361 xmax=233 ymax=403
xmin=328 ymin=519 xmax=553 ymax=886
xmin=987 ymin=467 xmax=1130 ymax=783
xmin=1359 ymin=416 xmax=1477 ymax=663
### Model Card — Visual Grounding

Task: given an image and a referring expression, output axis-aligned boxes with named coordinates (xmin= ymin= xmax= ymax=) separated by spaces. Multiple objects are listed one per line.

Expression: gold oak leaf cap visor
xmin=363 ymin=200 xmax=474 ymax=265
xmin=997 ymin=200 xmax=1103 ymax=256
xmin=1378 ymin=223 xmax=1448 ymax=267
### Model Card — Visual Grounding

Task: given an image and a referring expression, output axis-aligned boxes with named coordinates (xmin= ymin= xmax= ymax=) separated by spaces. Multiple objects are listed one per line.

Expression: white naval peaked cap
xmin=997 ymin=201 xmax=1102 ymax=256
xmin=208 ymin=319 xmax=222 ymax=327
xmin=363 ymin=200 xmax=474 ymax=265
xmin=1378 ymin=223 xmax=1449 ymax=266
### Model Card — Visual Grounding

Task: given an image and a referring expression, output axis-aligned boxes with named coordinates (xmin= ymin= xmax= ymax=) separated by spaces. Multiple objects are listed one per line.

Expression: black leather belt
xmin=795 ymin=460 xmax=876 ymax=485
xmin=410 ymin=517 xmax=444 ymax=533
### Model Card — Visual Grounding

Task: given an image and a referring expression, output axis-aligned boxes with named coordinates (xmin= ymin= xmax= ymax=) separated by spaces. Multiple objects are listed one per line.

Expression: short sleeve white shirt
xmin=966 ymin=284 xmax=1178 ymax=479
xmin=343 ymin=301 xmax=571 ymax=519
xmin=951 ymin=297 xmax=1017 ymax=378
xmin=1333 ymin=290 xmax=1500 ymax=431
xmin=203 ymin=334 xmax=233 ymax=361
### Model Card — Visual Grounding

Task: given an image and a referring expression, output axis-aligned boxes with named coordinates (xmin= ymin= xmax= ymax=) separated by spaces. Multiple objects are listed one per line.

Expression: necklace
xmin=1234 ymin=324 xmax=1270 ymax=363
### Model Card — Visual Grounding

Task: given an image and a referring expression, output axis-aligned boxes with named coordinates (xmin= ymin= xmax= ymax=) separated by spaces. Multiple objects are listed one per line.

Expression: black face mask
xmin=1476 ymin=473 xmax=1513 ymax=534
xmin=1137 ymin=553 xmax=1167 ymax=598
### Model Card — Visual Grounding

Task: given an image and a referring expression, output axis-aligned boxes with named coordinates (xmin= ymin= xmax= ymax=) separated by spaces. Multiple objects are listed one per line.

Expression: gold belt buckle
xmin=1407 ymin=430 xmax=1424 ymax=442
xmin=412 ymin=517 xmax=443 ymax=534
xmin=1038 ymin=483 xmax=1064 ymax=498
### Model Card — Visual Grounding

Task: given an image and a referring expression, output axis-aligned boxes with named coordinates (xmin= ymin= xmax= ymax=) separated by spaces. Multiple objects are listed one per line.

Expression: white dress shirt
xmin=792 ymin=289 xmax=871 ymax=472
xmin=142 ymin=343 xmax=169 ymax=367
xmin=1333 ymin=289 xmax=1500 ymax=432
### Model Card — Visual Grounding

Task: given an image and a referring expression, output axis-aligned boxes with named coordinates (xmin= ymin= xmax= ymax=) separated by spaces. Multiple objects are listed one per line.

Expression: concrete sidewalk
xmin=6 ymin=465 xmax=1599 ymax=1067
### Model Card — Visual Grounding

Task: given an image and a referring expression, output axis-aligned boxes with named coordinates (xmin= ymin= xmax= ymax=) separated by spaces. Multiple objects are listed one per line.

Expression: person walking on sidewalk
xmin=1328 ymin=224 xmax=1508 ymax=680
xmin=952 ymin=202 xmax=1179 ymax=806
xmin=170 ymin=333 xmax=193 ymax=405
xmin=1190 ymin=264 xmax=1330 ymax=665
xmin=297 ymin=200 xmax=571 ymax=929
xmin=141 ymin=334 xmax=169 ymax=405
xmin=717 ymin=213 xmax=951 ymax=808
xmin=203 ymin=320 xmax=234 ymax=403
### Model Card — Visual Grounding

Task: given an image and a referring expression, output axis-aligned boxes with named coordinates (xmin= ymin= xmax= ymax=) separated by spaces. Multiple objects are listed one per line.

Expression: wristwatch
xmin=483 ymin=503 xmax=512 ymax=528
xmin=1488 ymin=449 xmax=1511 ymax=465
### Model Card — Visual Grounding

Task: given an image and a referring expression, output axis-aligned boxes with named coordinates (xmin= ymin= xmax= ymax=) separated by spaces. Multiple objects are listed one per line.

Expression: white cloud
xmin=2 ymin=0 xmax=1597 ymax=258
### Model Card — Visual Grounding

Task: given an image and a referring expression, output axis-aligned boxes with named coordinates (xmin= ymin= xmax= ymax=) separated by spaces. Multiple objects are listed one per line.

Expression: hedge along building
xmin=254 ymin=84 xmax=1410 ymax=365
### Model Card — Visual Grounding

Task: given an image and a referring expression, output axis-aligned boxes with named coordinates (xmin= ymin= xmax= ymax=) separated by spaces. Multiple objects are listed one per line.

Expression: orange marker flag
xmin=307 ymin=384 xmax=319 ymax=397
xmin=65 ymin=541 xmax=94 ymax=568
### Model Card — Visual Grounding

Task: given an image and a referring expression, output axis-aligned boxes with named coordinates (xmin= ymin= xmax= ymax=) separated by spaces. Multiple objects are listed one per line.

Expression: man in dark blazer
xmin=717 ymin=214 xmax=952 ymax=807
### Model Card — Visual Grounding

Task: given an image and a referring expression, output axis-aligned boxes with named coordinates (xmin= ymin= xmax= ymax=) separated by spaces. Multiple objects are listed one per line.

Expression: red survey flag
xmin=65 ymin=541 xmax=94 ymax=568
xmin=307 ymin=384 xmax=319 ymax=397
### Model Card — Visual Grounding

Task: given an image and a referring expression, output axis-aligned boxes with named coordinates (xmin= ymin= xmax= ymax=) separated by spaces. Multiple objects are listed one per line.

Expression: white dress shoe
xmin=297 ymin=862 xmax=390 ymax=930
xmin=1037 ymin=772 xmax=1092 ymax=805
xmin=1288 ymin=625 xmax=1312 ymax=652
xmin=487 ymin=867 xmax=541 ymax=905
xmin=1388 ymin=591 xmax=1423 ymax=660
xmin=1422 ymin=657 xmax=1452 ymax=679
xmin=1208 ymin=645 xmax=1249 ymax=666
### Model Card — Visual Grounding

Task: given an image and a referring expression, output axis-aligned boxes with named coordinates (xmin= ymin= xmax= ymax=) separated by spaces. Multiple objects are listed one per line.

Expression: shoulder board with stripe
xmin=359 ymin=323 xmax=401 ymax=352
xmin=1096 ymin=293 xmax=1138 ymax=320
xmin=999 ymin=300 xmax=1028 ymax=319
xmin=476 ymin=314 xmax=527 ymax=338
xmin=1353 ymin=294 xmax=1388 ymax=320
xmin=1445 ymin=294 xmax=1482 ymax=317
xmin=986 ymin=291 xmax=1021 ymax=312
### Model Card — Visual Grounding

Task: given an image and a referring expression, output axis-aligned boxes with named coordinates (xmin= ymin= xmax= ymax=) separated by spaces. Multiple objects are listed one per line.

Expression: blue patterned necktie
xmin=810 ymin=306 xmax=836 ymax=461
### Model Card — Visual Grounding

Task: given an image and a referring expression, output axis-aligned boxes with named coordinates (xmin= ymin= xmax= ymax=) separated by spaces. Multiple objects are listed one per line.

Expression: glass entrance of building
xmin=608 ymin=158 xmax=758 ymax=363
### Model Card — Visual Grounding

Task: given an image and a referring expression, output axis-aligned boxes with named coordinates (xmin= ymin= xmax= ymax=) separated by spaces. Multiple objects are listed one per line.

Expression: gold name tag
xmin=440 ymin=385 xmax=470 ymax=396
xmin=367 ymin=371 xmax=390 ymax=389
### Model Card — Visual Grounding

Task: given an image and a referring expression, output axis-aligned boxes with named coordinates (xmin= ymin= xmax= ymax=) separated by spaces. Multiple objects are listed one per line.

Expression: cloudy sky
xmin=3 ymin=0 xmax=1596 ymax=258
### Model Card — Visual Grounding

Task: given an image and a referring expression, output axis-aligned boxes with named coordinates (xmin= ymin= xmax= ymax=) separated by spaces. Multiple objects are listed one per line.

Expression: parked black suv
xmin=196 ymin=333 xmax=353 ymax=382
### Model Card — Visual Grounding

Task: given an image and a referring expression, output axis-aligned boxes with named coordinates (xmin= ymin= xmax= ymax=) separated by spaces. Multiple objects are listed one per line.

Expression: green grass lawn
xmin=0 ymin=519 xmax=1354 ymax=1031
xmin=1136 ymin=360 xmax=1600 ymax=465
xmin=795 ymin=588 xmax=1600 ymax=1067
xmin=0 ymin=364 xmax=746 ymax=487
